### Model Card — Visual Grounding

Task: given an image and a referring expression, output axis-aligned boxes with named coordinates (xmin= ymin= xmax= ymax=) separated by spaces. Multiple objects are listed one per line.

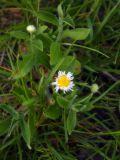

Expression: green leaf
xmin=0 ymin=104 xmax=18 ymax=118
xmin=62 ymin=28 xmax=90 ymax=40
xmin=63 ymin=15 xmax=75 ymax=28
xmin=72 ymin=104 xmax=83 ymax=112
xmin=37 ymin=25 xmax=48 ymax=34
xmin=34 ymin=52 xmax=49 ymax=67
xmin=22 ymin=98 xmax=35 ymax=106
xmin=0 ymin=105 xmax=19 ymax=137
xmin=80 ymin=103 xmax=94 ymax=112
xmin=59 ymin=56 xmax=81 ymax=75
xmin=58 ymin=3 xmax=63 ymax=18
xmin=72 ymin=102 xmax=94 ymax=112
xmin=38 ymin=33 xmax=52 ymax=46
xmin=31 ymin=39 xmax=43 ymax=52
xmin=27 ymin=39 xmax=49 ymax=67
xmin=0 ymin=35 xmax=9 ymax=43
xmin=10 ymin=31 xmax=29 ymax=39
xmin=57 ymin=96 xmax=69 ymax=109
xmin=44 ymin=105 xmax=61 ymax=120
xmin=67 ymin=110 xmax=77 ymax=135
xmin=36 ymin=10 xmax=58 ymax=26
xmin=13 ymin=53 xmax=34 ymax=79
xmin=19 ymin=113 xmax=31 ymax=149
xmin=0 ymin=118 xmax=11 ymax=136
xmin=50 ymin=42 xmax=62 ymax=65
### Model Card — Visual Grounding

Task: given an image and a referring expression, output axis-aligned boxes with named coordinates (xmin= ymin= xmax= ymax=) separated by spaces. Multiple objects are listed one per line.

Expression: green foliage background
xmin=0 ymin=0 xmax=120 ymax=159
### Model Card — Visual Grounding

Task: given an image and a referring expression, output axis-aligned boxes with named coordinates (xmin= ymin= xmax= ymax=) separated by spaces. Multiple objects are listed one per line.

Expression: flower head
xmin=52 ymin=71 xmax=74 ymax=93
xmin=91 ymin=83 xmax=99 ymax=93
xmin=26 ymin=25 xmax=36 ymax=33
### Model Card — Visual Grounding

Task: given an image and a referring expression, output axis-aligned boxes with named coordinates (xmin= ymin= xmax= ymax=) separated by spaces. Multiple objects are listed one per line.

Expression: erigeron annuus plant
xmin=0 ymin=3 xmax=96 ymax=149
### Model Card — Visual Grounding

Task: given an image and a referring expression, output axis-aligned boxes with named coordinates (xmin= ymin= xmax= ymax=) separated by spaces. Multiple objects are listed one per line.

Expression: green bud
xmin=91 ymin=84 xmax=99 ymax=93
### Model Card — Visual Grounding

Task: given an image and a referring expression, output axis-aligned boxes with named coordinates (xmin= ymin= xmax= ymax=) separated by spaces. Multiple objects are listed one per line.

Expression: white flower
xmin=52 ymin=71 xmax=74 ymax=93
xmin=26 ymin=25 xmax=36 ymax=33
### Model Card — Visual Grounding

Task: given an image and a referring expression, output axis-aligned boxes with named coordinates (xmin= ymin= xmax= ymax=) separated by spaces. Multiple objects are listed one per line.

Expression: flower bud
xmin=26 ymin=25 xmax=36 ymax=33
xmin=91 ymin=83 xmax=99 ymax=93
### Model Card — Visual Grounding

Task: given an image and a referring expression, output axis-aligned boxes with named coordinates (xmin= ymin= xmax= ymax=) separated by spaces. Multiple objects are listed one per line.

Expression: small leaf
xmin=72 ymin=104 xmax=82 ymax=112
xmin=72 ymin=102 xmax=94 ymax=112
xmin=13 ymin=53 xmax=34 ymax=79
xmin=67 ymin=110 xmax=77 ymax=135
xmin=59 ymin=56 xmax=81 ymax=75
xmin=80 ymin=103 xmax=94 ymax=112
xmin=38 ymin=33 xmax=52 ymax=46
xmin=59 ymin=56 xmax=74 ymax=71
xmin=19 ymin=113 xmax=31 ymax=149
xmin=0 ymin=35 xmax=9 ymax=42
xmin=64 ymin=15 xmax=75 ymax=28
xmin=36 ymin=10 xmax=58 ymax=26
xmin=28 ymin=41 xmax=49 ymax=67
xmin=31 ymin=39 xmax=43 ymax=52
xmin=22 ymin=98 xmax=35 ymax=106
xmin=34 ymin=52 xmax=49 ymax=67
xmin=0 ymin=104 xmax=18 ymax=118
xmin=57 ymin=96 xmax=69 ymax=109
xmin=50 ymin=42 xmax=62 ymax=65
xmin=0 ymin=118 xmax=11 ymax=136
xmin=44 ymin=105 xmax=61 ymax=120
xmin=37 ymin=25 xmax=48 ymax=34
xmin=62 ymin=28 xmax=90 ymax=40
xmin=58 ymin=3 xmax=63 ymax=17
xmin=10 ymin=31 xmax=29 ymax=39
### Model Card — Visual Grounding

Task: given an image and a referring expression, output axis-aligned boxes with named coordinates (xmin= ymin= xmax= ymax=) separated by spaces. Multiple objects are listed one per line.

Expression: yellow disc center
xmin=57 ymin=75 xmax=70 ymax=87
